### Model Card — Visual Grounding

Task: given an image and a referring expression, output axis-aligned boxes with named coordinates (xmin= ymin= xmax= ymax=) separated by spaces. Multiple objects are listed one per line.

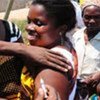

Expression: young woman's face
xmin=83 ymin=6 xmax=100 ymax=31
xmin=26 ymin=4 xmax=61 ymax=48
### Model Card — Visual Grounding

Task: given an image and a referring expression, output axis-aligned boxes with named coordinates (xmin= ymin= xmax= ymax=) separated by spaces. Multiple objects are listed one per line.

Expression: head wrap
xmin=81 ymin=0 xmax=100 ymax=9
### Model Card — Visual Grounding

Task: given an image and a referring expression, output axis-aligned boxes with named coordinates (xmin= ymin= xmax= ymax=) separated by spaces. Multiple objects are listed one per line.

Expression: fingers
xmin=35 ymin=88 xmax=44 ymax=100
xmin=46 ymin=60 xmax=69 ymax=72
xmin=91 ymin=80 xmax=99 ymax=88
xmin=46 ymin=85 xmax=60 ymax=100
xmin=46 ymin=50 xmax=72 ymax=72
xmin=35 ymin=85 xmax=61 ymax=100
xmin=96 ymin=83 xmax=100 ymax=94
xmin=48 ymin=50 xmax=69 ymax=64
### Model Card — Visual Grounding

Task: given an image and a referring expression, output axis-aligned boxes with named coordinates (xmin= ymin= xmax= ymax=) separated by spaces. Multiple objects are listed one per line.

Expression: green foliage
xmin=12 ymin=19 xmax=27 ymax=33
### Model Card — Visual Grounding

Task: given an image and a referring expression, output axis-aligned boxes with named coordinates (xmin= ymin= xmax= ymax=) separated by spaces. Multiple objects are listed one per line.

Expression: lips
xmin=27 ymin=32 xmax=40 ymax=41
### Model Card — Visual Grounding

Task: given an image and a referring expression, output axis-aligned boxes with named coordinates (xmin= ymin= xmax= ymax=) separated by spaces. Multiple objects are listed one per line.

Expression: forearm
xmin=0 ymin=41 xmax=25 ymax=56
xmin=0 ymin=41 xmax=39 ymax=63
xmin=96 ymin=83 xmax=100 ymax=95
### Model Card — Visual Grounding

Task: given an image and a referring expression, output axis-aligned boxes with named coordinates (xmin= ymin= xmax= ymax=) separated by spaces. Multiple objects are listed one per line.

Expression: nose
xmin=89 ymin=18 xmax=95 ymax=24
xmin=25 ymin=23 xmax=36 ymax=33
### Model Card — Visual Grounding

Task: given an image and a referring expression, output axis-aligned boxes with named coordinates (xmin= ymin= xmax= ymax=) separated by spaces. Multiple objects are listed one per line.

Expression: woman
xmin=73 ymin=4 xmax=100 ymax=99
xmin=0 ymin=0 xmax=78 ymax=99
xmin=22 ymin=0 xmax=78 ymax=99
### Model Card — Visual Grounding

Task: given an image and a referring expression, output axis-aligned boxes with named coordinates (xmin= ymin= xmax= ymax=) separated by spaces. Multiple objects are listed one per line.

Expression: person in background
xmin=0 ymin=0 xmax=78 ymax=99
xmin=81 ymin=0 xmax=100 ymax=8
xmin=72 ymin=3 xmax=100 ymax=99
xmin=65 ymin=0 xmax=84 ymax=47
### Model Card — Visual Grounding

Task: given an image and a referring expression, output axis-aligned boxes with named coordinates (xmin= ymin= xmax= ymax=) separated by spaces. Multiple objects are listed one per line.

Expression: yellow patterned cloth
xmin=4 ymin=67 xmax=35 ymax=100
xmin=0 ymin=55 xmax=23 ymax=99
xmin=20 ymin=67 xmax=35 ymax=100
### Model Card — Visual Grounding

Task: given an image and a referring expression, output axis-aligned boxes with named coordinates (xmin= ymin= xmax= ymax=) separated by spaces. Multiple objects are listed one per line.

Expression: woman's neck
xmin=45 ymin=38 xmax=63 ymax=49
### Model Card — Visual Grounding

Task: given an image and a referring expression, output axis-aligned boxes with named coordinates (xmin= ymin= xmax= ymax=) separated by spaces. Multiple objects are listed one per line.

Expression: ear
xmin=59 ymin=25 xmax=67 ymax=34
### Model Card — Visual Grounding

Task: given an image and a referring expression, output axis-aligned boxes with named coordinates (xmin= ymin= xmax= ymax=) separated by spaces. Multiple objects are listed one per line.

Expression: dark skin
xmin=35 ymin=85 xmax=61 ymax=100
xmin=26 ymin=4 xmax=75 ymax=100
xmin=84 ymin=72 xmax=100 ymax=95
xmin=82 ymin=5 xmax=100 ymax=95
xmin=0 ymin=41 xmax=70 ymax=72
xmin=0 ymin=3 xmax=75 ymax=99
xmin=0 ymin=3 xmax=71 ymax=73
xmin=83 ymin=5 xmax=100 ymax=40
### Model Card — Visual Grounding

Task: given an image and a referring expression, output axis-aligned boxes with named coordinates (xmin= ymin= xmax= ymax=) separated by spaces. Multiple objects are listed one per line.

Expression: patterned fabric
xmin=0 ymin=56 xmax=23 ymax=98
xmin=0 ymin=20 xmax=23 ymax=99
xmin=2 ymin=44 xmax=78 ymax=99
xmin=0 ymin=19 xmax=21 ymax=42
xmin=73 ymin=28 xmax=100 ymax=79
xmin=20 ymin=43 xmax=78 ymax=100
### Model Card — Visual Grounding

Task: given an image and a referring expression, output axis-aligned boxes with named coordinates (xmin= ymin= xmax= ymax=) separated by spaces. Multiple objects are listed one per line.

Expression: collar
xmin=93 ymin=32 xmax=100 ymax=40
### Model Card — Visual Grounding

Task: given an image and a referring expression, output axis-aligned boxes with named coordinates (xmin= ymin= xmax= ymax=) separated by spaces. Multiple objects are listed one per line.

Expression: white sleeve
xmin=8 ymin=21 xmax=22 ymax=42
xmin=51 ymin=47 xmax=74 ymax=68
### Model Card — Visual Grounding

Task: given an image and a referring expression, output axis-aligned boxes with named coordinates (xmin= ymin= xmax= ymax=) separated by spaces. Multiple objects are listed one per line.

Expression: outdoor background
xmin=0 ymin=0 xmax=32 ymax=12
xmin=0 ymin=0 xmax=33 ymax=43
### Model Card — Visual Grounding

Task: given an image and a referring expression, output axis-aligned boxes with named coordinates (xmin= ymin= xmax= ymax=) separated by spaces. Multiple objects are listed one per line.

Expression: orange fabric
xmin=71 ymin=49 xmax=78 ymax=79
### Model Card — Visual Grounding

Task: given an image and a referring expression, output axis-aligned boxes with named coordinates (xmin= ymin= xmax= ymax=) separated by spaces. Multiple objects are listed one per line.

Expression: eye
xmin=36 ymin=20 xmax=43 ymax=26
xmin=27 ymin=18 xmax=47 ymax=26
xmin=94 ymin=16 xmax=100 ymax=20
xmin=84 ymin=15 xmax=90 ymax=20
xmin=35 ymin=20 xmax=46 ymax=26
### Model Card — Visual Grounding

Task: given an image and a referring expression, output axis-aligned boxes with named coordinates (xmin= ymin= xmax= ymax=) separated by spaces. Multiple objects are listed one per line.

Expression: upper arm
xmin=34 ymin=68 xmax=70 ymax=100
xmin=34 ymin=46 xmax=76 ymax=100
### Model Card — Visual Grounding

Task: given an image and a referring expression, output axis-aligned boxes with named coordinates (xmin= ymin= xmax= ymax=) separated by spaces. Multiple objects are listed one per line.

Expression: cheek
xmin=83 ymin=19 xmax=89 ymax=25
xmin=96 ymin=20 xmax=100 ymax=26
xmin=38 ymin=26 xmax=50 ymax=34
xmin=34 ymin=26 xmax=48 ymax=34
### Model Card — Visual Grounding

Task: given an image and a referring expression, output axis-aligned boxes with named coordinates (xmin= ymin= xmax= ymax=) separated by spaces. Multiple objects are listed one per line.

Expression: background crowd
xmin=0 ymin=0 xmax=100 ymax=100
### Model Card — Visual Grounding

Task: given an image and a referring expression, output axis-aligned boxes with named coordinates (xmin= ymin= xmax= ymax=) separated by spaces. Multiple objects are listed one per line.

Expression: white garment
xmin=71 ymin=0 xmax=84 ymax=28
xmin=80 ymin=31 xmax=100 ymax=79
xmin=66 ymin=27 xmax=86 ymax=77
xmin=67 ymin=27 xmax=100 ymax=79
xmin=51 ymin=46 xmax=76 ymax=100
xmin=66 ymin=28 xmax=100 ymax=78
xmin=72 ymin=28 xmax=86 ymax=78
xmin=69 ymin=81 xmax=77 ymax=100
xmin=51 ymin=46 xmax=74 ymax=68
